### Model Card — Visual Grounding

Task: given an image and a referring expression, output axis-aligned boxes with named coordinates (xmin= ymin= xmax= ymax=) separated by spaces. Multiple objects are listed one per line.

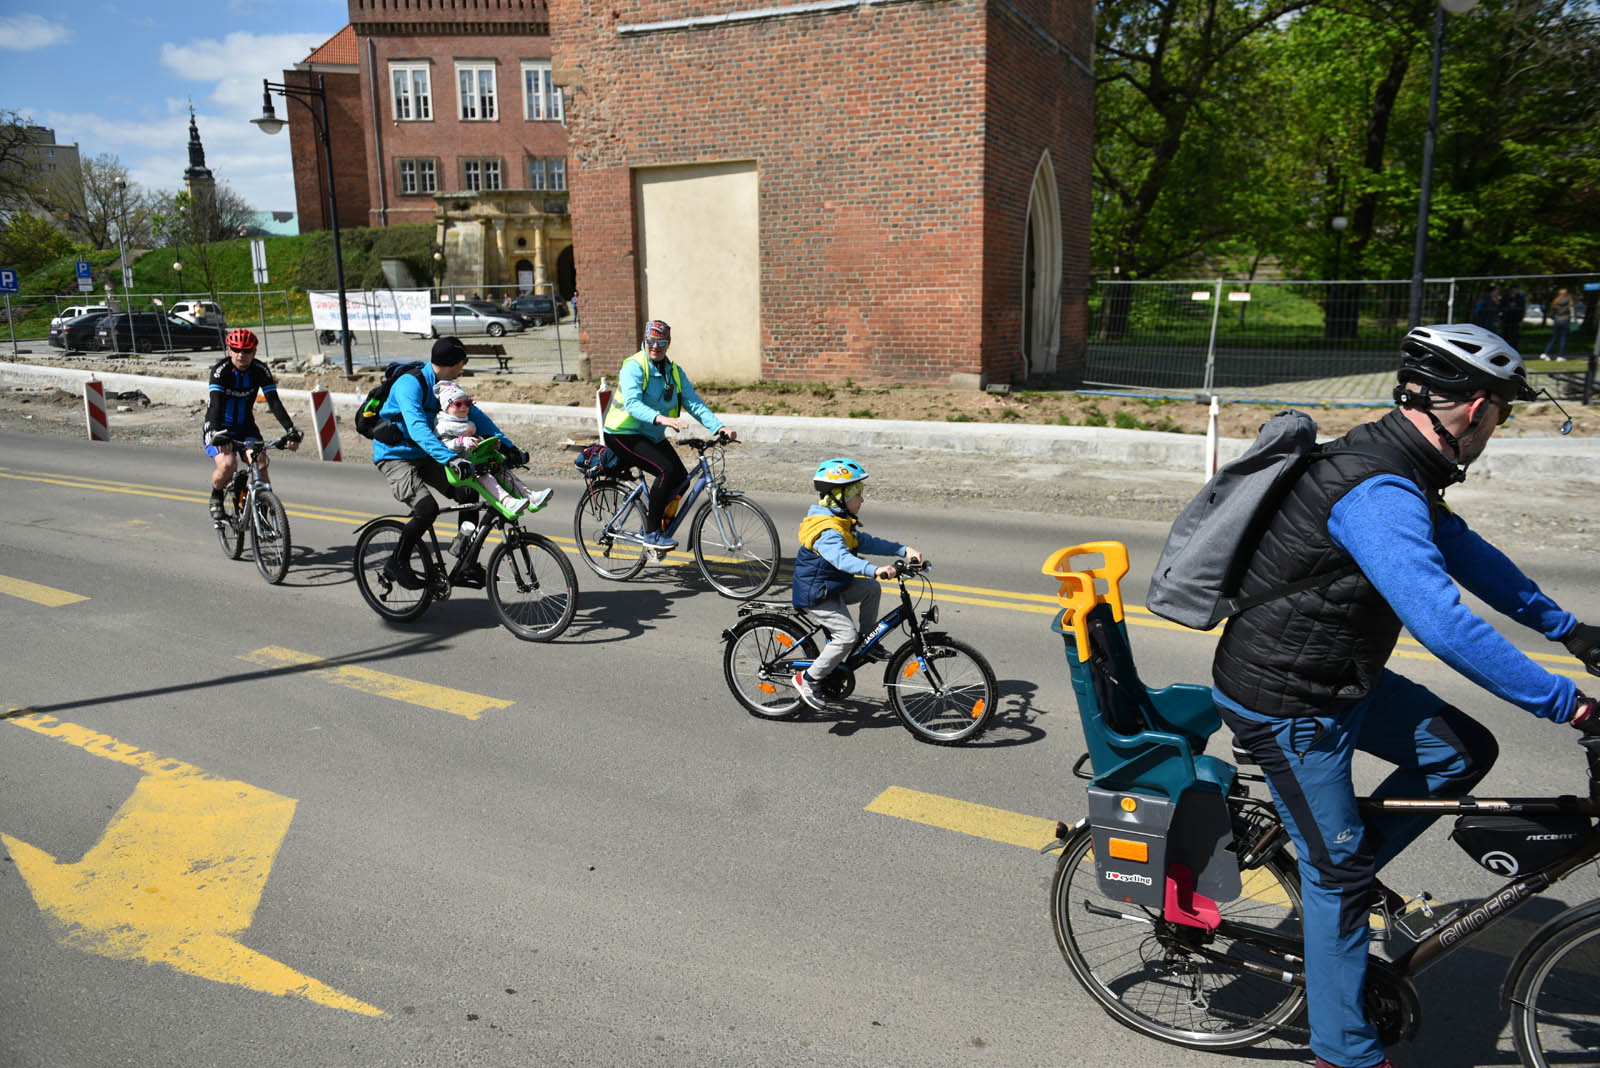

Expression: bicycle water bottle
xmin=451 ymin=520 xmax=477 ymax=557
xmin=661 ymin=495 xmax=681 ymax=531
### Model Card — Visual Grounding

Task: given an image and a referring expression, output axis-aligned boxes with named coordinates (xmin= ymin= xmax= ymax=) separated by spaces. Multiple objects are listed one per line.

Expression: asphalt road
xmin=2 ymin=432 xmax=1597 ymax=1068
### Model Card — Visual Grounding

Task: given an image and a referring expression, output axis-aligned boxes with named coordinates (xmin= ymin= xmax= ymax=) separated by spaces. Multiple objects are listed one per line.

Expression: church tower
xmin=182 ymin=104 xmax=218 ymax=240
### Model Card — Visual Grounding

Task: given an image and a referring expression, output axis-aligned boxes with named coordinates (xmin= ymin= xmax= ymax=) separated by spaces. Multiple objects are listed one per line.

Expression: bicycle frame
xmin=741 ymin=570 xmax=943 ymax=682
xmin=602 ymin=453 xmax=716 ymax=541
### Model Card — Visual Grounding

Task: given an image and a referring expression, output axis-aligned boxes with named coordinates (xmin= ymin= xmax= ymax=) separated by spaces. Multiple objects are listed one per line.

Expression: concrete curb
xmin=4 ymin=360 xmax=1596 ymax=483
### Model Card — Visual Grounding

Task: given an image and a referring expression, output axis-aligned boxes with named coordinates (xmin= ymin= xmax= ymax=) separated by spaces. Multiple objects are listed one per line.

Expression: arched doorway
xmin=1021 ymin=151 xmax=1062 ymax=378
xmin=556 ymin=245 xmax=576 ymax=301
xmin=514 ymin=258 xmax=535 ymax=293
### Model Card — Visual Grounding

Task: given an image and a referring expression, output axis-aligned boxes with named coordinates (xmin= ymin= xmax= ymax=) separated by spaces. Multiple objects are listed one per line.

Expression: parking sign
xmin=75 ymin=259 xmax=93 ymax=293
xmin=0 ymin=269 xmax=17 ymax=294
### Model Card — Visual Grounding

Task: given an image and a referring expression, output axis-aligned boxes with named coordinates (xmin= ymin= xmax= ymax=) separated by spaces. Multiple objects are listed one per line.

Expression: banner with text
xmin=308 ymin=290 xmax=430 ymax=335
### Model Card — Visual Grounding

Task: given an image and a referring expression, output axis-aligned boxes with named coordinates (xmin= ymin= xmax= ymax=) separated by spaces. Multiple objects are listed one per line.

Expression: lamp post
xmin=114 ymin=178 xmax=137 ymax=355
xmin=252 ymin=75 xmax=353 ymax=376
xmin=1409 ymin=0 xmax=1480 ymax=328
xmin=432 ymin=251 xmax=443 ymax=299
xmin=172 ymin=260 xmax=183 ymax=302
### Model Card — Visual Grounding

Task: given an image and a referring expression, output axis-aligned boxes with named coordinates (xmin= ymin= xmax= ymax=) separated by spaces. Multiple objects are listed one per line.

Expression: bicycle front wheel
xmin=885 ymin=637 xmax=998 ymax=744
xmin=215 ymin=487 xmax=244 ymax=560
xmin=1051 ymin=824 xmax=1306 ymax=1050
xmin=574 ymin=482 xmax=648 ymax=581
xmin=1509 ymin=905 xmax=1600 ymax=1067
xmin=691 ymin=497 xmax=780 ymax=599
xmin=723 ymin=615 xmax=817 ymax=720
xmin=250 ymin=490 xmax=292 ymax=584
xmin=487 ymin=532 xmax=579 ymax=642
xmin=353 ymin=518 xmax=433 ymax=622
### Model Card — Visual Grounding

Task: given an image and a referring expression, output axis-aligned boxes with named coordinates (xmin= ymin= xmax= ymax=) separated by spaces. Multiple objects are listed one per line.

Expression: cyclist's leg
xmin=604 ymin=433 xmax=683 ymax=530
xmin=1355 ymin=670 xmax=1498 ymax=870
xmin=846 ymin=573 xmax=883 ymax=641
xmin=378 ymin=459 xmax=442 ymax=570
xmin=805 ymin=588 xmax=859 ymax=681
xmin=206 ymin=437 xmax=238 ymax=516
xmin=1221 ymin=702 xmax=1385 ymax=1068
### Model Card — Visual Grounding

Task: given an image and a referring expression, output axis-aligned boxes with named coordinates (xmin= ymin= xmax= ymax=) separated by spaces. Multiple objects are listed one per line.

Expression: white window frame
xmin=521 ymin=60 xmax=563 ymax=122
xmin=456 ymin=62 xmax=498 ymax=122
xmin=390 ymin=63 xmax=433 ymax=122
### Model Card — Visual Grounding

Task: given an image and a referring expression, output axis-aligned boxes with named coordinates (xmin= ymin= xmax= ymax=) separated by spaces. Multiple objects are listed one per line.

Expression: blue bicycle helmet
xmin=813 ymin=457 xmax=867 ymax=491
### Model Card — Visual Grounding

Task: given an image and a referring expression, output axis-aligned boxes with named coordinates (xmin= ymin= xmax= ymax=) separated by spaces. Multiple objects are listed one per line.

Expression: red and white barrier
xmin=310 ymin=385 xmax=343 ymax=462
xmin=596 ymin=376 xmax=613 ymax=437
xmin=83 ymin=379 xmax=109 ymax=442
xmin=1203 ymin=395 xmax=1220 ymax=479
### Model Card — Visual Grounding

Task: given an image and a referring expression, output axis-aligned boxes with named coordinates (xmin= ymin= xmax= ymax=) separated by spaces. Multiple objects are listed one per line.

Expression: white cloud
xmin=0 ymin=13 xmax=72 ymax=50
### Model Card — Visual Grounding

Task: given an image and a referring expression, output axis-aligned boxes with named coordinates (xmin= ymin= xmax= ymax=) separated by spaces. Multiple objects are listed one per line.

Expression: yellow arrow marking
xmin=0 ymin=574 xmax=88 ymax=607
xmin=237 ymin=645 xmax=514 ymax=721
xmin=2 ymin=712 xmax=382 ymax=1016
xmin=865 ymin=786 xmax=1060 ymax=850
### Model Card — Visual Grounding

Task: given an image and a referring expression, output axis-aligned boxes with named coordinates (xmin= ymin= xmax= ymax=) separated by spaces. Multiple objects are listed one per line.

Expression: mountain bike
xmin=352 ymin=460 xmax=578 ymax=642
xmin=721 ymin=560 xmax=998 ymax=744
xmin=211 ymin=429 xmax=301 ymax=585
xmin=1042 ymin=539 xmax=1600 ymax=1067
xmin=573 ymin=435 xmax=780 ymax=599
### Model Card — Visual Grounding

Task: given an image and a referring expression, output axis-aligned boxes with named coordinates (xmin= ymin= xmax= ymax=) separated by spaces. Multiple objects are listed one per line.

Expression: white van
xmin=50 ymin=304 xmax=108 ymax=329
xmin=171 ymin=300 xmax=227 ymax=327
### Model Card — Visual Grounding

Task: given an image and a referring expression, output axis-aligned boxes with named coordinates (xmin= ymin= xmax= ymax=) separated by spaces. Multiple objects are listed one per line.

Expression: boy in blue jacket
xmin=790 ymin=458 xmax=923 ymax=710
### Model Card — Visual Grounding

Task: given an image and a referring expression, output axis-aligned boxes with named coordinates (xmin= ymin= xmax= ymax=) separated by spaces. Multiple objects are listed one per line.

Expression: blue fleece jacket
xmin=371 ymin=364 xmax=517 ymax=467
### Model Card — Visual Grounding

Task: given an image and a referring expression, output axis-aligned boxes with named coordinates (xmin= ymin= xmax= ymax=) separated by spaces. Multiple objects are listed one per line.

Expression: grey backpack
xmin=1146 ymin=410 xmax=1355 ymax=630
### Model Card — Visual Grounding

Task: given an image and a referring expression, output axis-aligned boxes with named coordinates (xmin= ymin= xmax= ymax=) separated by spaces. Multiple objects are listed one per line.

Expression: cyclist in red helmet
xmin=203 ymin=327 xmax=300 ymax=519
xmin=600 ymin=318 xmax=738 ymax=550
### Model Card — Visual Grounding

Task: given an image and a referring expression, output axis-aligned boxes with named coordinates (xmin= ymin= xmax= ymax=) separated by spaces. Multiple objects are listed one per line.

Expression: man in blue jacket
xmin=374 ymin=336 xmax=529 ymax=588
xmin=1213 ymin=324 xmax=1600 ymax=1068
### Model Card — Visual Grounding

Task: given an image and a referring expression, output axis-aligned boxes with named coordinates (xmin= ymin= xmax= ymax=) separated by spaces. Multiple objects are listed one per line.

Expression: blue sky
xmin=1 ymin=2 xmax=351 ymax=215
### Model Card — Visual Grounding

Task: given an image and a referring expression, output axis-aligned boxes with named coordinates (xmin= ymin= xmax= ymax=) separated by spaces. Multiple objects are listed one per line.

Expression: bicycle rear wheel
xmin=1051 ymin=824 xmax=1306 ymax=1050
xmin=250 ymin=490 xmax=292 ymax=584
xmin=691 ymin=497 xmax=780 ymax=599
xmin=723 ymin=615 xmax=817 ymax=720
xmin=353 ymin=518 xmax=433 ymax=622
xmin=487 ymin=532 xmax=579 ymax=642
xmin=885 ymin=637 xmax=998 ymax=744
xmin=215 ymin=482 xmax=244 ymax=560
xmin=1509 ymin=904 xmax=1600 ymax=1067
xmin=574 ymin=481 xmax=648 ymax=581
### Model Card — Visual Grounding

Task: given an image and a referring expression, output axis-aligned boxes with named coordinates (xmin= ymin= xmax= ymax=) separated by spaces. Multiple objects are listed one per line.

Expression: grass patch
xmin=848 ymin=408 xmax=875 ymax=419
xmin=1113 ymin=410 xmax=1143 ymax=430
xmin=947 ymin=413 xmax=975 ymax=422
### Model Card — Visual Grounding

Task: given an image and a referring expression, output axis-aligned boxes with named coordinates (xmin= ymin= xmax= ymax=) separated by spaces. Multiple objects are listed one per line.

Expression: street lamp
xmin=114 ymin=179 xmax=137 ymax=355
xmin=1409 ymin=0 xmax=1481 ymax=328
xmin=172 ymin=260 xmax=183 ymax=301
xmin=252 ymin=75 xmax=354 ymax=376
xmin=432 ymin=251 xmax=443 ymax=298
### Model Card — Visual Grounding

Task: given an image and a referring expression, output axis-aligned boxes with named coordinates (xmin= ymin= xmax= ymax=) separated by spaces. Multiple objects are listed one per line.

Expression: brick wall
xmin=284 ymin=69 xmax=371 ymax=234
xmin=553 ymin=0 xmax=1091 ymax=385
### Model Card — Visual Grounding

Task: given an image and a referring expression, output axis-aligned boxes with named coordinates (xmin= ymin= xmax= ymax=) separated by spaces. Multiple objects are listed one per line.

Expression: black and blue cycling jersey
xmin=203 ymin=357 xmax=293 ymax=443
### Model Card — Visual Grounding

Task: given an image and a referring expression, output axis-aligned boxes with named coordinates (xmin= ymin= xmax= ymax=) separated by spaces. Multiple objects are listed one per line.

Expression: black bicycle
xmin=352 ymin=479 xmax=578 ymax=643
xmin=720 ymin=560 xmax=998 ymax=744
xmin=212 ymin=429 xmax=301 ymax=585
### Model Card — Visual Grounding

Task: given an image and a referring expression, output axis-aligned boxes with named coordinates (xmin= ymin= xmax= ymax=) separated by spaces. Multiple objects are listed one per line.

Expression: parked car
xmin=48 ymin=311 xmax=109 ymax=352
xmin=503 ymin=294 xmax=569 ymax=326
xmin=427 ymin=303 xmax=524 ymax=338
xmin=95 ymin=312 xmax=225 ymax=353
xmin=171 ymin=300 xmax=228 ymax=327
xmin=49 ymin=304 xmax=108 ymax=330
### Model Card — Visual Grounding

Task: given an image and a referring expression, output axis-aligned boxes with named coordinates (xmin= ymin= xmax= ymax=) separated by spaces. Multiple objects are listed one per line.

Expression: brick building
xmin=551 ymin=0 xmax=1091 ymax=386
xmin=284 ymin=27 xmax=371 ymax=236
xmin=280 ymin=4 xmax=574 ymax=297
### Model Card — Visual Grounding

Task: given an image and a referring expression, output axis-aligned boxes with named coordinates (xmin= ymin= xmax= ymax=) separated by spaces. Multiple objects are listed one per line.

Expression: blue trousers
xmin=1217 ymin=671 xmax=1497 ymax=1068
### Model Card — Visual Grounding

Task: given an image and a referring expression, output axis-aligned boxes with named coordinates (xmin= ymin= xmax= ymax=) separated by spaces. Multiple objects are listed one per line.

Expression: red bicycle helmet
xmin=225 ymin=327 xmax=259 ymax=353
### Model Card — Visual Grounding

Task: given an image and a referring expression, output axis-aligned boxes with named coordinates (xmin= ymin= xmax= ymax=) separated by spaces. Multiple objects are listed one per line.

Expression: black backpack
xmin=354 ymin=361 xmax=426 ymax=445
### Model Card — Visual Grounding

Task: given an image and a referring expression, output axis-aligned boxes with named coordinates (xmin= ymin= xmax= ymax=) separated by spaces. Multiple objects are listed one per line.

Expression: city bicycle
xmin=352 ymin=454 xmax=578 ymax=642
xmin=721 ymin=560 xmax=998 ymax=744
xmin=573 ymin=435 xmax=780 ymax=599
xmin=211 ymin=429 xmax=301 ymax=585
xmin=1041 ymin=539 xmax=1600 ymax=1068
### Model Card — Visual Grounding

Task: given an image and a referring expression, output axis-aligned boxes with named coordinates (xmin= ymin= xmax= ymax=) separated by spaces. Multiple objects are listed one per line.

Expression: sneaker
xmin=640 ymin=530 xmax=678 ymax=551
xmin=381 ymin=559 xmax=426 ymax=591
xmin=793 ymin=670 xmax=827 ymax=711
xmin=502 ymin=496 xmax=531 ymax=517
xmin=525 ymin=487 xmax=553 ymax=512
xmin=209 ymin=496 xmax=225 ymax=520
xmin=457 ymin=563 xmax=487 ymax=588
xmin=856 ymin=643 xmax=892 ymax=664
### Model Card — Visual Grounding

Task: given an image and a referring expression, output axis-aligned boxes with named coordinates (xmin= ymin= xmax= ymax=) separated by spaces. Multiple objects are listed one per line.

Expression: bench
xmin=463 ymin=343 xmax=511 ymax=372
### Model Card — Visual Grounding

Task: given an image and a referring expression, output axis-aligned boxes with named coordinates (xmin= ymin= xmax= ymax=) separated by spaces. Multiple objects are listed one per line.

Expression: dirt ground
xmin=3 ymin=354 xmax=1598 ymax=548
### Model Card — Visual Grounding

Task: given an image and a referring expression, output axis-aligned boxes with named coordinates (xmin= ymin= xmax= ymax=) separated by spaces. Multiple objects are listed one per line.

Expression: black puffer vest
xmin=1212 ymin=409 xmax=1458 ymax=718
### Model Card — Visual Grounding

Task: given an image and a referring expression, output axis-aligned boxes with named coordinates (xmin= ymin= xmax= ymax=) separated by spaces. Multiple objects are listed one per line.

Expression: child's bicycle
xmin=721 ymin=559 xmax=998 ymax=744
xmin=352 ymin=436 xmax=578 ymax=642
xmin=572 ymin=434 xmax=780 ymax=599
xmin=211 ymin=429 xmax=302 ymax=585
xmin=1040 ymin=540 xmax=1600 ymax=1068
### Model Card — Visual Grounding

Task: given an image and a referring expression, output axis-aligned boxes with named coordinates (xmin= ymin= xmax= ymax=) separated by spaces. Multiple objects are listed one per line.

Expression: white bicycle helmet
xmin=1398 ymin=323 xmax=1535 ymax=403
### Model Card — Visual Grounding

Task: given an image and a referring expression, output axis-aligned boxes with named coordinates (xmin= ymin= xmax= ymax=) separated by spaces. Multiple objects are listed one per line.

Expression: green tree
xmin=0 ymin=211 xmax=79 ymax=275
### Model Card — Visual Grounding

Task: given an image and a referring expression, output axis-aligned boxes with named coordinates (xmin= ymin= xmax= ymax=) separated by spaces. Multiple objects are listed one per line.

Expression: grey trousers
xmin=805 ymin=577 xmax=882 ymax=681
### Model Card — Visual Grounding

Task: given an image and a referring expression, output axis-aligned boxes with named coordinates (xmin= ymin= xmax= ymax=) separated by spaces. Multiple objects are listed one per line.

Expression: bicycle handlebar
xmin=677 ymin=434 xmax=737 ymax=453
xmin=892 ymin=559 xmax=932 ymax=578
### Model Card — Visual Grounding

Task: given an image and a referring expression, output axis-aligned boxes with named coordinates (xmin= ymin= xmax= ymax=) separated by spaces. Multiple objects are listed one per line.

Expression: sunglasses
xmin=447 ymin=398 xmax=472 ymax=408
xmin=1490 ymin=396 xmax=1513 ymax=426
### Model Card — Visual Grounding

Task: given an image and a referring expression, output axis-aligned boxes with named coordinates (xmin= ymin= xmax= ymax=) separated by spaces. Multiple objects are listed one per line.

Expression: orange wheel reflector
xmin=902 ymin=660 xmax=922 ymax=679
xmin=970 ymin=698 xmax=986 ymax=719
xmin=758 ymin=683 xmax=776 ymax=694
xmin=776 ymin=634 xmax=793 ymax=648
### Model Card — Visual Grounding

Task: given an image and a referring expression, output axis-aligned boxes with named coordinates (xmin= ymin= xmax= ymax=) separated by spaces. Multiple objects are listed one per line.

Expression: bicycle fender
xmin=1041 ymin=816 xmax=1089 ymax=854
xmin=353 ymin=513 xmax=409 ymax=536
xmin=882 ymin=632 xmax=955 ymax=686
xmin=1498 ymin=896 xmax=1600 ymax=1009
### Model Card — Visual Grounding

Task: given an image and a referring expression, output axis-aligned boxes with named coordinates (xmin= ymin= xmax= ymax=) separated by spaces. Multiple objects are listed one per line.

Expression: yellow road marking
xmin=866 ymin=786 xmax=1060 ymax=850
xmin=2 ymin=712 xmax=382 ymax=1016
xmin=0 ymin=574 xmax=88 ymax=607
xmin=237 ymin=645 xmax=514 ymax=721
